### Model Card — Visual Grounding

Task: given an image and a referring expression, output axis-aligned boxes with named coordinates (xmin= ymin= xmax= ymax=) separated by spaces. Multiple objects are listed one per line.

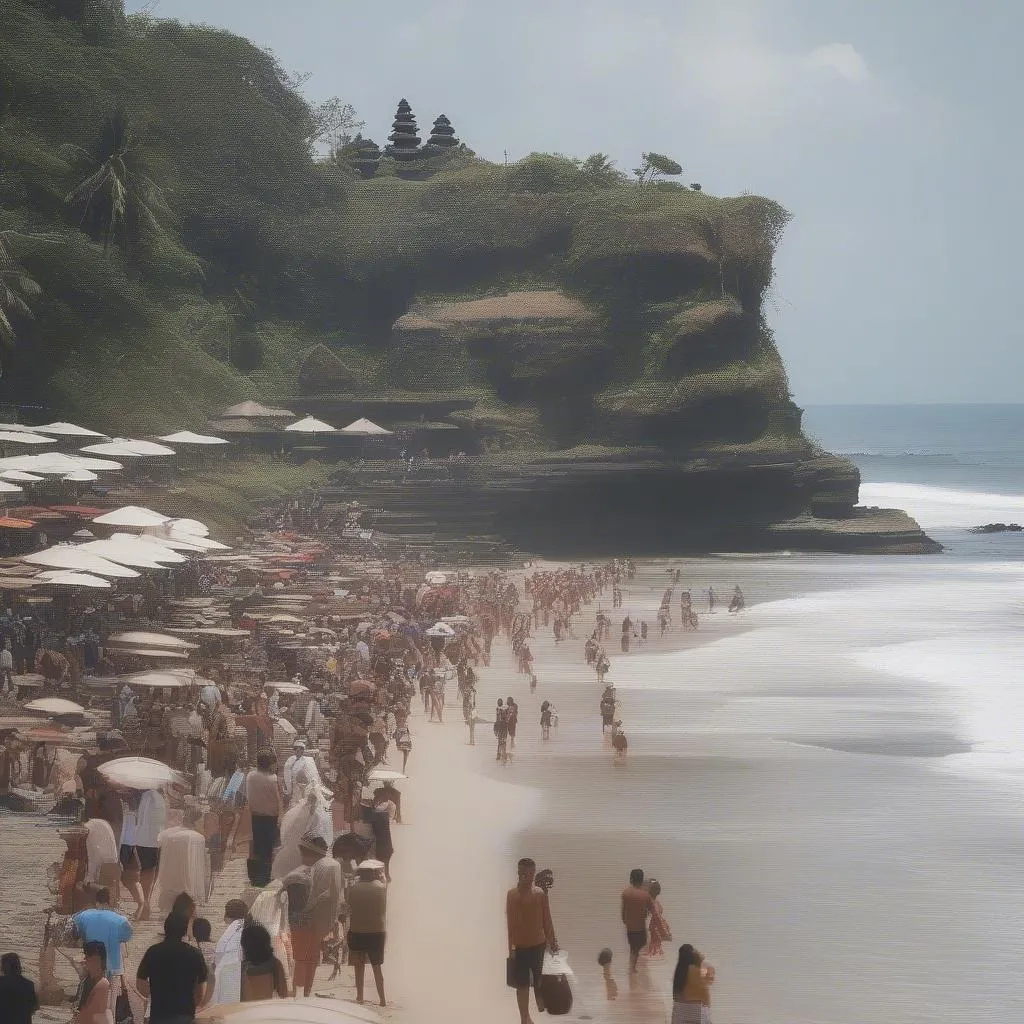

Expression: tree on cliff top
xmin=0 ymin=231 xmax=43 ymax=366
xmin=63 ymin=108 xmax=171 ymax=259
xmin=634 ymin=152 xmax=683 ymax=187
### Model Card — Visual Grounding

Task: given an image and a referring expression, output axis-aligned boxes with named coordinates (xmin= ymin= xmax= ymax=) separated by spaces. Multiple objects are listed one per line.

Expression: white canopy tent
xmin=0 ymin=431 xmax=56 ymax=445
xmin=285 ymin=416 xmax=335 ymax=433
xmin=158 ymin=431 xmax=229 ymax=445
xmin=81 ymin=439 xmax=176 ymax=457
xmin=23 ymin=546 xmax=141 ymax=578
xmin=341 ymin=418 xmax=393 ymax=435
xmin=76 ymin=540 xmax=171 ymax=569
xmin=166 ymin=518 xmax=210 ymax=537
xmin=31 ymin=422 xmax=108 ymax=437
xmin=36 ymin=570 xmax=112 ymax=589
xmin=93 ymin=506 xmax=169 ymax=527
xmin=1 ymin=470 xmax=44 ymax=482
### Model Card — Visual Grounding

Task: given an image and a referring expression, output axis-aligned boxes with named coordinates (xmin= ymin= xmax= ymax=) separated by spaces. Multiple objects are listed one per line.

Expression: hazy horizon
xmin=124 ymin=0 xmax=1022 ymax=407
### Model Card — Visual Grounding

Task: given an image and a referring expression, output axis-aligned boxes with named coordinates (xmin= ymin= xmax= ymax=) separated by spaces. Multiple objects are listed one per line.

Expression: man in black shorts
xmin=506 ymin=857 xmax=558 ymax=1024
xmin=621 ymin=867 xmax=654 ymax=973
xmin=346 ymin=859 xmax=387 ymax=1006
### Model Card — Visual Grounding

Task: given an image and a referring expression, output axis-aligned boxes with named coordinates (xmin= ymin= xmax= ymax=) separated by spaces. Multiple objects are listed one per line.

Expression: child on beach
xmin=540 ymin=701 xmax=553 ymax=740
xmin=598 ymin=947 xmax=617 ymax=1001
xmin=644 ymin=880 xmax=672 ymax=957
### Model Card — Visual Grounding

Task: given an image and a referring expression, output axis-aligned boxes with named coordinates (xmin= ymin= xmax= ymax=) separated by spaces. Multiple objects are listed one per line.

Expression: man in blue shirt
xmin=73 ymin=886 xmax=133 ymax=1007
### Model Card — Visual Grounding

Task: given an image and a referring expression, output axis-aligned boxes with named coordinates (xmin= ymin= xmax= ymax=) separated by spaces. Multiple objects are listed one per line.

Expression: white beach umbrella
xmin=1 ymin=470 xmax=44 ymax=482
xmin=64 ymin=469 xmax=99 ymax=482
xmin=35 ymin=570 xmax=111 ymax=589
xmin=108 ymin=631 xmax=199 ymax=650
xmin=0 ymin=481 xmax=24 ymax=493
xmin=158 ymin=431 xmax=229 ymax=445
xmin=0 ymin=453 xmax=122 ymax=475
xmin=23 ymin=546 xmax=141 ymax=578
xmin=93 ymin=506 xmax=169 ymax=527
xmin=165 ymin=533 xmax=230 ymax=552
xmin=340 ymin=418 xmax=393 ymax=436
xmin=81 ymin=439 xmax=176 ymax=457
xmin=285 ymin=415 xmax=335 ymax=433
xmin=0 ymin=431 xmax=56 ymax=445
xmin=24 ymin=697 xmax=87 ymax=716
xmin=97 ymin=756 xmax=186 ymax=790
xmin=425 ymin=622 xmax=456 ymax=637
xmin=76 ymin=540 xmax=169 ymax=569
xmin=137 ymin=534 xmax=208 ymax=553
xmin=107 ymin=534 xmax=187 ymax=563
xmin=31 ymin=422 xmax=107 ymax=437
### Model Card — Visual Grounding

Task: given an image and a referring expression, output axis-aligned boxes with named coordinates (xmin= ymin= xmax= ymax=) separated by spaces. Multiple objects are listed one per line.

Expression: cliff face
xmin=0 ymin=6 xmax=936 ymax=553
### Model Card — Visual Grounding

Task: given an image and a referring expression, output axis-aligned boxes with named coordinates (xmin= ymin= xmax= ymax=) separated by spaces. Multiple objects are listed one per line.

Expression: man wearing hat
xmin=286 ymin=833 xmax=333 ymax=997
xmin=346 ymin=859 xmax=387 ymax=1007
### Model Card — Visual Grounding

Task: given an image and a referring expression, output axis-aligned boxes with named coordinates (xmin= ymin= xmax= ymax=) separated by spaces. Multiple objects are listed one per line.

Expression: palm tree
xmin=0 ymin=231 xmax=42 ymax=364
xmin=63 ymin=108 xmax=170 ymax=257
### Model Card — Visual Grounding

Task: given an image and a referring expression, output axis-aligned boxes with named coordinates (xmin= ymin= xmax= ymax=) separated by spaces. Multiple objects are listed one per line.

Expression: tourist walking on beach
xmin=393 ymin=720 xmax=412 ymax=771
xmin=156 ymin=806 xmax=208 ymax=915
xmin=621 ymin=868 xmax=655 ymax=973
xmin=119 ymin=786 xmax=165 ymax=921
xmin=245 ymin=750 xmax=282 ymax=866
xmin=506 ymin=696 xmax=519 ymax=750
xmin=495 ymin=700 xmax=509 ymax=764
xmin=72 ymin=888 xmax=132 ymax=1016
xmin=71 ymin=941 xmax=111 ymax=1024
xmin=506 ymin=857 xmax=558 ymax=1024
xmin=239 ymin=923 xmax=288 ymax=1001
xmin=1 ymin=952 xmax=39 ymax=1024
xmin=346 ymin=858 xmax=388 ymax=1006
xmin=644 ymin=879 xmax=673 ymax=957
xmin=670 ymin=943 xmax=715 ymax=1024
xmin=136 ymin=913 xmax=208 ymax=1023
xmin=207 ymin=899 xmax=248 ymax=1006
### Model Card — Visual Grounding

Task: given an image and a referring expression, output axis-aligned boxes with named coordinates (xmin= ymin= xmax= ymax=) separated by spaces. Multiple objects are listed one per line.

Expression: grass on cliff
xmin=0 ymin=1 xmax=798 ymax=452
xmin=162 ymin=456 xmax=330 ymax=534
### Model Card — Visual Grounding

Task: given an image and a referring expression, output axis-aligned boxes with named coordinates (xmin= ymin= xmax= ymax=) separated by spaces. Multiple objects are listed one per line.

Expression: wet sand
xmin=467 ymin=557 xmax=1024 ymax=1024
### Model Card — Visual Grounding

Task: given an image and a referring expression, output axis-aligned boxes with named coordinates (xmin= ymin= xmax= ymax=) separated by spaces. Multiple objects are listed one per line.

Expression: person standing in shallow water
xmin=506 ymin=857 xmax=558 ymax=1024
xmin=621 ymin=868 xmax=655 ymax=973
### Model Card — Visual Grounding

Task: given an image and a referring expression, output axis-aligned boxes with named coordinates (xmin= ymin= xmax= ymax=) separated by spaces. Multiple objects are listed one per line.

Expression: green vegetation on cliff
xmin=0 ymin=0 xmax=800 ymax=457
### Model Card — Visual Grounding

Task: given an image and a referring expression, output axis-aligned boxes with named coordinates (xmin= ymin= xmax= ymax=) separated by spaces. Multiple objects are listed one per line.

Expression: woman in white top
xmin=207 ymin=899 xmax=248 ymax=1006
xmin=119 ymin=788 xmax=165 ymax=921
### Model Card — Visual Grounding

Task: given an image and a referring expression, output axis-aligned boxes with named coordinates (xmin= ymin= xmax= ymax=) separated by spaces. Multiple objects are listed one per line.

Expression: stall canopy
xmin=0 ymin=471 xmax=44 ymax=482
xmin=0 ymin=481 xmax=24 ymax=493
xmin=63 ymin=469 xmax=99 ymax=482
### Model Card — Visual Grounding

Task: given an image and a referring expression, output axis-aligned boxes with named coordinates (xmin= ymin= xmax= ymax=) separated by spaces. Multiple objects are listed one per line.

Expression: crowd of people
xmin=0 ymin=536 xmax=748 ymax=1024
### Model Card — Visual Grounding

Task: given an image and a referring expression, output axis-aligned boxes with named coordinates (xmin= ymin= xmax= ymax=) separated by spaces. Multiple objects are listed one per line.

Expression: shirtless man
xmin=506 ymin=857 xmax=558 ymax=1024
xmin=621 ymin=867 xmax=655 ymax=973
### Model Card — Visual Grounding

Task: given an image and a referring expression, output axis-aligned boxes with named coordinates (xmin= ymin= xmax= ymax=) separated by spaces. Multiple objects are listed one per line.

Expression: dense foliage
xmin=0 ymin=1 xmax=796 ymax=449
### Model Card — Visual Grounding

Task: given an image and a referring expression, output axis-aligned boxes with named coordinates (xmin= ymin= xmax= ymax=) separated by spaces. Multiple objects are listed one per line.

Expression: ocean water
xmin=506 ymin=405 xmax=1024 ymax=1024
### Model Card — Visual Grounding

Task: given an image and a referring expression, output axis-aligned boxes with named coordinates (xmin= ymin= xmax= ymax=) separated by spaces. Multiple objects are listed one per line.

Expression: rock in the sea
xmin=968 ymin=523 xmax=1023 ymax=534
